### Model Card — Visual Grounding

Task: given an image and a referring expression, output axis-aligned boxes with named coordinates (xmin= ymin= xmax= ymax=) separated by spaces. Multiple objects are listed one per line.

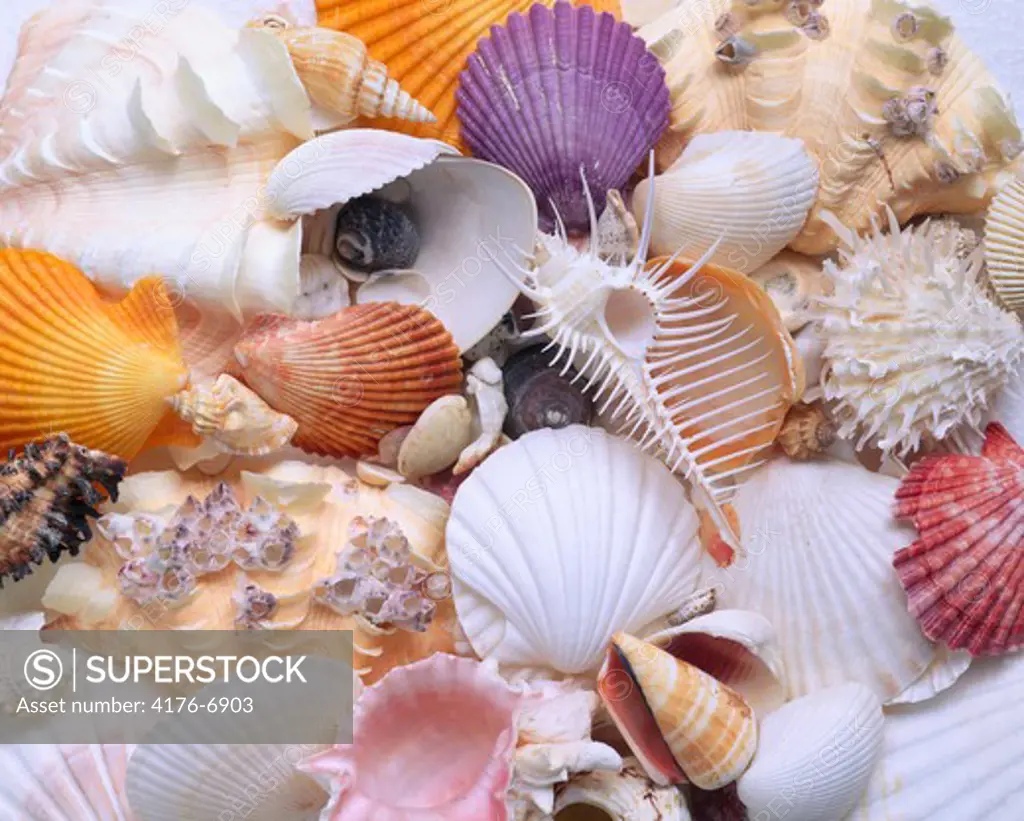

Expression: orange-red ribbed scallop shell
xmin=233 ymin=303 xmax=463 ymax=458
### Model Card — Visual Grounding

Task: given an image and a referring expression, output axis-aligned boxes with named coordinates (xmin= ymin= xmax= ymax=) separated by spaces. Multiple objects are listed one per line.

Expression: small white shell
xmin=749 ymin=251 xmax=828 ymax=332
xmin=887 ymin=644 xmax=972 ymax=706
xmin=632 ymin=131 xmax=819 ymax=273
xmin=356 ymin=461 xmax=406 ymax=487
xmin=449 ymin=426 xmax=703 ymax=676
xmin=553 ymin=758 xmax=691 ymax=820
xmin=985 ymin=177 xmax=1024 ymax=312
xmin=737 ymin=683 xmax=884 ymax=821
xmin=646 ymin=609 xmax=786 ymax=716
xmin=454 ymin=357 xmax=508 ymax=475
xmin=397 ymin=395 xmax=474 ymax=479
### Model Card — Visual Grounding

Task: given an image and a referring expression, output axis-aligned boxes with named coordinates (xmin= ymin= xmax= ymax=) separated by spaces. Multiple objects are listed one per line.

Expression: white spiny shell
xmin=699 ymin=457 xmax=941 ymax=703
xmin=553 ymin=758 xmax=691 ymax=820
xmin=985 ymin=177 xmax=1024 ymax=312
xmin=632 ymin=131 xmax=819 ymax=274
xmin=847 ymin=654 xmax=1024 ymax=820
xmin=816 ymin=210 xmax=1024 ymax=457
xmin=0 ymin=2 xmax=311 ymax=320
xmin=990 ymin=364 xmax=1024 ymax=443
xmin=638 ymin=0 xmax=1022 ymax=254
xmin=447 ymin=426 xmax=703 ymax=676
xmin=737 ymin=684 xmax=885 ymax=821
xmin=646 ymin=609 xmax=787 ymax=716
xmin=0 ymin=745 xmax=135 ymax=821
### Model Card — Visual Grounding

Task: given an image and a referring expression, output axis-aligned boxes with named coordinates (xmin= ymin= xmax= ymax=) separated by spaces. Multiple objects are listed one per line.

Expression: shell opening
xmin=601 ymin=287 xmax=656 ymax=360
xmin=555 ymin=805 xmax=616 ymax=821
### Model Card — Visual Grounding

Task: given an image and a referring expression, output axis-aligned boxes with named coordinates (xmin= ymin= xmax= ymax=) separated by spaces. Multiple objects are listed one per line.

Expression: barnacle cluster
xmin=313 ymin=515 xmax=445 ymax=632
xmin=99 ymin=483 xmax=300 ymax=607
xmin=0 ymin=435 xmax=126 ymax=585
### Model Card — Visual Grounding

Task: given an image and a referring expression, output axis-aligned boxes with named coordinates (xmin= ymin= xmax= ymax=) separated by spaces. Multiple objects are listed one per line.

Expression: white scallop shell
xmin=0 ymin=745 xmax=135 ymax=821
xmin=632 ymin=131 xmax=819 ymax=273
xmin=847 ymin=654 xmax=1024 ymax=820
xmin=985 ymin=178 xmax=1024 ymax=312
xmin=448 ymin=425 xmax=703 ymax=676
xmin=738 ymin=683 xmax=884 ymax=821
xmin=699 ymin=457 xmax=940 ymax=703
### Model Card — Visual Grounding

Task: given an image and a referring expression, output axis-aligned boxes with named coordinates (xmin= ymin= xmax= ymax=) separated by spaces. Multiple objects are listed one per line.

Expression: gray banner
xmin=0 ymin=631 xmax=355 ymax=744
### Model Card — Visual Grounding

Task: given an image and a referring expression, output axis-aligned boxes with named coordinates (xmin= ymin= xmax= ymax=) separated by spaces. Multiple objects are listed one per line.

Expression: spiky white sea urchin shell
xmin=816 ymin=209 xmax=1024 ymax=457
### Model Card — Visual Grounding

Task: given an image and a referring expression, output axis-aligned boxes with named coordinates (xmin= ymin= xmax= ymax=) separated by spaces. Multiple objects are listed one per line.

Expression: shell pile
xmin=1 ymin=1 xmax=1022 ymax=820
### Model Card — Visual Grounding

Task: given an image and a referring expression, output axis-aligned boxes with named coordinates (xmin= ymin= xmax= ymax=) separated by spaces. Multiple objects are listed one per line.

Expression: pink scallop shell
xmin=893 ymin=423 xmax=1024 ymax=655
xmin=298 ymin=654 xmax=522 ymax=820
xmin=456 ymin=1 xmax=669 ymax=232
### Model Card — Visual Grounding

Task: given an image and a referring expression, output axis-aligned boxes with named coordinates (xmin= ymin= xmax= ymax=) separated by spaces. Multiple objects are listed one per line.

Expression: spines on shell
xmin=893 ymin=422 xmax=1024 ymax=655
xmin=0 ymin=435 xmax=126 ymax=586
xmin=232 ymin=304 xmax=464 ymax=459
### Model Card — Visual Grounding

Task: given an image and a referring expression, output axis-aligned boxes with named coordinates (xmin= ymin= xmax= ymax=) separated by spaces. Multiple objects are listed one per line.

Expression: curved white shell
xmin=553 ymin=758 xmax=691 ymax=820
xmin=632 ymin=131 xmax=819 ymax=273
xmin=354 ymin=156 xmax=539 ymax=352
xmin=888 ymin=645 xmax=972 ymax=706
xmin=699 ymin=457 xmax=940 ymax=702
xmin=0 ymin=745 xmax=135 ymax=821
xmin=646 ymin=608 xmax=786 ymax=716
xmin=0 ymin=2 xmax=311 ymax=320
xmin=738 ymin=683 xmax=884 ymax=821
xmin=985 ymin=178 xmax=1024 ymax=312
xmin=847 ymin=654 xmax=1024 ymax=820
xmin=448 ymin=426 xmax=703 ymax=676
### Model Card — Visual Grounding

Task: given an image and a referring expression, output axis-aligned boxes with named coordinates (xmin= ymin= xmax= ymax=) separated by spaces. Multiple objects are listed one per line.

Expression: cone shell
xmin=985 ymin=177 xmax=1024 ymax=312
xmin=457 ymin=2 xmax=670 ymax=231
xmin=0 ymin=250 xmax=190 ymax=459
xmin=260 ymin=24 xmax=436 ymax=124
xmin=737 ymin=684 xmax=884 ymax=821
xmin=298 ymin=654 xmax=522 ymax=821
xmin=233 ymin=304 xmax=463 ymax=459
xmin=315 ymin=0 xmax=616 ymax=149
xmin=893 ymin=422 xmax=1024 ymax=656
xmin=700 ymin=457 xmax=942 ymax=703
xmin=600 ymin=632 xmax=757 ymax=790
xmin=0 ymin=744 xmax=135 ymax=821
xmin=632 ymin=132 xmax=819 ymax=274
xmin=639 ymin=0 xmax=1023 ymax=254
xmin=848 ymin=653 xmax=1024 ymax=821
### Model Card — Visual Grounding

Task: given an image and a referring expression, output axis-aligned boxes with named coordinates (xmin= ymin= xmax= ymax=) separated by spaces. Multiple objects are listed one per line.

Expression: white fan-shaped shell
xmin=985 ymin=178 xmax=1024 ymax=312
xmin=699 ymin=457 xmax=939 ymax=702
xmin=0 ymin=745 xmax=135 ymax=821
xmin=632 ymin=131 xmax=819 ymax=273
xmin=847 ymin=654 xmax=1024 ymax=821
xmin=448 ymin=426 xmax=703 ymax=675
xmin=738 ymin=683 xmax=884 ymax=821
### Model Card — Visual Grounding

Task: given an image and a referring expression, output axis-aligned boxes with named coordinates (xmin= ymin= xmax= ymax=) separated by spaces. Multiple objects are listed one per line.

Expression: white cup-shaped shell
xmin=448 ymin=426 xmax=703 ymax=676
xmin=737 ymin=683 xmax=884 ymax=821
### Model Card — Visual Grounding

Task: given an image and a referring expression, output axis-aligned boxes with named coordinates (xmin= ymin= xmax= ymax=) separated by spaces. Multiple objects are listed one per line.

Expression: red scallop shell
xmin=893 ymin=423 xmax=1024 ymax=656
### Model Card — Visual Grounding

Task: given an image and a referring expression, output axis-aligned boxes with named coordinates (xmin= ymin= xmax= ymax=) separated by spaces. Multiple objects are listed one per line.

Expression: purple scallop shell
xmin=456 ymin=2 xmax=670 ymax=233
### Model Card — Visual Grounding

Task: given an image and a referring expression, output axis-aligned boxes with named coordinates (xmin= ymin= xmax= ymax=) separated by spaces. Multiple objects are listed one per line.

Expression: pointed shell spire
xmin=599 ymin=632 xmax=758 ymax=790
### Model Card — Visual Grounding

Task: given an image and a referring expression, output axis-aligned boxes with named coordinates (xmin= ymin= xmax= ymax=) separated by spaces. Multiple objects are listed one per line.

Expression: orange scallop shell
xmin=233 ymin=303 xmax=463 ymax=458
xmin=894 ymin=422 xmax=1024 ymax=656
xmin=315 ymin=0 xmax=620 ymax=150
xmin=0 ymin=250 xmax=191 ymax=459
